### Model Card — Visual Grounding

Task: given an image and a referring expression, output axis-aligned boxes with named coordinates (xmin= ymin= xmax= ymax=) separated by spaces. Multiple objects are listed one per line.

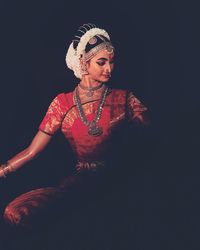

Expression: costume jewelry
xmin=78 ymin=82 xmax=104 ymax=98
xmin=74 ymin=86 xmax=108 ymax=136
xmin=66 ymin=24 xmax=114 ymax=79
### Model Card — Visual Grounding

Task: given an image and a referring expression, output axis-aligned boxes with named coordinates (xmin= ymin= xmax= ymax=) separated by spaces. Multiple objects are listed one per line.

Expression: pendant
xmin=88 ymin=122 xmax=103 ymax=136
xmin=86 ymin=90 xmax=93 ymax=98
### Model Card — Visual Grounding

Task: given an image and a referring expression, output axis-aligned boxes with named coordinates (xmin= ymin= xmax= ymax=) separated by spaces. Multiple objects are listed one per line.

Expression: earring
xmin=81 ymin=63 xmax=88 ymax=75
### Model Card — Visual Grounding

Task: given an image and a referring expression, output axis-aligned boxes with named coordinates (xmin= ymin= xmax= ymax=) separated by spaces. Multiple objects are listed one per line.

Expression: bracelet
xmin=0 ymin=164 xmax=9 ymax=178
xmin=0 ymin=162 xmax=15 ymax=178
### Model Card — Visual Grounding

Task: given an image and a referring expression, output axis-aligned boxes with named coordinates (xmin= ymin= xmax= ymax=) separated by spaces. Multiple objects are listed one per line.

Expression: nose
xmin=105 ymin=63 xmax=112 ymax=74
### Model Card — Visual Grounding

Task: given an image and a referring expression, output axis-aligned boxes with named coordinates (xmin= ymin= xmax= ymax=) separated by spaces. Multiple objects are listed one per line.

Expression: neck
xmin=77 ymin=76 xmax=105 ymax=100
xmin=80 ymin=76 xmax=102 ymax=88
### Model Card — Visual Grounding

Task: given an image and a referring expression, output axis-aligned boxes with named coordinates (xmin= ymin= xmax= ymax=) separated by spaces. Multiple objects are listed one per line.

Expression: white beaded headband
xmin=65 ymin=25 xmax=112 ymax=79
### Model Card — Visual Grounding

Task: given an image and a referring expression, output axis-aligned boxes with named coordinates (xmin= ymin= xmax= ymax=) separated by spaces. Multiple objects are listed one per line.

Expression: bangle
xmin=0 ymin=164 xmax=9 ymax=178
xmin=0 ymin=162 xmax=15 ymax=178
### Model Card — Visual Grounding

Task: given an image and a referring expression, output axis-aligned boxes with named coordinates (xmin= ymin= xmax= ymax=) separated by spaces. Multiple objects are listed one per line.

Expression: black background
xmin=0 ymin=0 xmax=199 ymax=249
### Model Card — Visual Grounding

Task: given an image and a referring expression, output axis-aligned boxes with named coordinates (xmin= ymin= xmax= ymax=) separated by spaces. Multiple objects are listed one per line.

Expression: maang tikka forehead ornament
xmin=65 ymin=23 xmax=114 ymax=79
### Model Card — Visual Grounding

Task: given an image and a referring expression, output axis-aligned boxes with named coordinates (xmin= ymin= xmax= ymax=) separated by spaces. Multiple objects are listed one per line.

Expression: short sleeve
xmin=127 ymin=91 xmax=148 ymax=125
xmin=39 ymin=93 xmax=68 ymax=135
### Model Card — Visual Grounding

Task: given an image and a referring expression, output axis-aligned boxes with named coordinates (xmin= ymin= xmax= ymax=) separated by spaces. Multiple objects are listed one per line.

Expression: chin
xmin=101 ymin=77 xmax=110 ymax=82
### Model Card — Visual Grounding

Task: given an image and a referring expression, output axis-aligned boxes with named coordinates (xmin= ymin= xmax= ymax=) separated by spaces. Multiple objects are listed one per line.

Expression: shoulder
xmin=109 ymin=88 xmax=127 ymax=95
xmin=109 ymin=88 xmax=145 ymax=102
xmin=108 ymin=88 xmax=127 ymax=104
xmin=45 ymin=91 xmax=74 ymax=116
xmin=52 ymin=91 xmax=74 ymax=108
xmin=108 ymin=88 xmax=143 ymax=104
xmin=109 ymin=88 xmax=148 ymax=124
xmin=54 ymin=92 xmax=72 ymax=103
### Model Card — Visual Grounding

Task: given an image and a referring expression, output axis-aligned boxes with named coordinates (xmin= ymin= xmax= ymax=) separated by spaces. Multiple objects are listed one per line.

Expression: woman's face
xmin=86 ymin=49 xmax=115 ymax=83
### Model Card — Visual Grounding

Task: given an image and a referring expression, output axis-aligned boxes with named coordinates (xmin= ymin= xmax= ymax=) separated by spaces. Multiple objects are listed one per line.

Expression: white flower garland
xmin=65 ymin=28 xmax=110 ymax=79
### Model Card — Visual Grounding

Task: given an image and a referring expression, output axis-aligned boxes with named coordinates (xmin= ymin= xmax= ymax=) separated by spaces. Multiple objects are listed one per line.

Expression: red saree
xmin=3 ymin=88 xmax=147 ymax=227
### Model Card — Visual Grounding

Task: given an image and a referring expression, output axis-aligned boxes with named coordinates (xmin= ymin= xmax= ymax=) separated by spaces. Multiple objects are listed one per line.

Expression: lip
xmin=102 ymin=74 xmax=111 ymax=78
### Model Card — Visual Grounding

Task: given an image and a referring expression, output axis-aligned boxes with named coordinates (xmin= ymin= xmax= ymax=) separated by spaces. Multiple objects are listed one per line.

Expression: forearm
xmin=0 ymin=147 xmax=38 ymax=177
xmin=9 ymin=147 xmax=37 ymax=170
xmin=0 ymin=130 xmax=52 ymax=178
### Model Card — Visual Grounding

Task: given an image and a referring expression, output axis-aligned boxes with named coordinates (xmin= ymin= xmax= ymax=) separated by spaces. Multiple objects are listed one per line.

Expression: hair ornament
xmin=88 ymin=23 xmax=96 ymax=28
xmin=79 ymin=25 xmax=88 ymax=32
xmin=66 ymin=24 xmax=111 ymax=79
xmin=78 ymin=29 xmax=85 ymax=34
xmin=83 ymin=23 xmax=93 ymax=29
xmin=89 ymin=37 xmax=97 ymax=45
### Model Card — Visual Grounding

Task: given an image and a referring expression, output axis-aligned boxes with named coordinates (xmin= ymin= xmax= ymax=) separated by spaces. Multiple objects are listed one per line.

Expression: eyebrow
xmin=97 ymin=57 xmax=108 ymax=61
xmin=97 ymin=57 xmax=114 ymax=61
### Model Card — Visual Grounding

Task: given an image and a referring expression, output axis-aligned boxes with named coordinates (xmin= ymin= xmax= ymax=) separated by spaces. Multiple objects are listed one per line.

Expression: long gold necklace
xmin=74 ymin=86 xmax=108 ymax=136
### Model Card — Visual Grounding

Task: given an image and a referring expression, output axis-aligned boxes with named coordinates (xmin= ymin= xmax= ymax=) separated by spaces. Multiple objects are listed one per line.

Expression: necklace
xmin=78 ymin=82 xmax=104 ymax=97
xmin=74 ymin=86 xmax=108 ymax=136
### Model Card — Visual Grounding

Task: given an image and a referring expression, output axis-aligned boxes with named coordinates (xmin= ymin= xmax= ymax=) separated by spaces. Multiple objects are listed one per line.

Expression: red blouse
xmin=39 ymin=89 xmax=147 ymax=162
xmin=2 ymin=89 xmax=148 ymax=228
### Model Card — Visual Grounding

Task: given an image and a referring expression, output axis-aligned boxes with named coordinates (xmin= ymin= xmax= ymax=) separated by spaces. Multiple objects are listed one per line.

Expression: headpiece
xmin=65 ymin=23 xmax=114 ymax=79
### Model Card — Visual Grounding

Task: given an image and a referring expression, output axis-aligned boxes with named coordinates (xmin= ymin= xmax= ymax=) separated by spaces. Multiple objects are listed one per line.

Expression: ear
xmin=80 ymin=58 xmax=89 ymax=66
xmin=85 ymin=61 xmax=90 ymax=70
xmin=80 ymin=58 xmax=84 ymax=66
xmin=80 ymin=58 xmax=89 ymax=75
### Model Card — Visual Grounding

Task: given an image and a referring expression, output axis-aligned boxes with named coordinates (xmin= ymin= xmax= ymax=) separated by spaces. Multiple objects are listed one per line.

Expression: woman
xmin=0 ymin=23 xmax=148 ymax=229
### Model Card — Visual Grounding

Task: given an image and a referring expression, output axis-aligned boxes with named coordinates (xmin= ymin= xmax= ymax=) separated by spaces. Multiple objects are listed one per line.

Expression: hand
xmin=0 ymin=165 xmax=7 ymax=178
xmin=0 ymin=163 xmax=11 ymax=178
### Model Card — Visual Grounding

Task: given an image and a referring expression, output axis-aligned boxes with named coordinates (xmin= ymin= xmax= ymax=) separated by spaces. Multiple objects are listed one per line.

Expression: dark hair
xmin=72 ymin=24 xmax=111 ymax=53
xmin=85 ymin=35 xmax=110 ymax=53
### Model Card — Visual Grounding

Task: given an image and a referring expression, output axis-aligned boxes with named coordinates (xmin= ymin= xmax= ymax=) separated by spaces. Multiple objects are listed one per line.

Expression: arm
xmin=127 ymin=91 xmax=149 ymax=126
xmin=0 ymin=92 xmax=68 ymax=178
xmin=0 ymin=131 xmax=52 ymax=178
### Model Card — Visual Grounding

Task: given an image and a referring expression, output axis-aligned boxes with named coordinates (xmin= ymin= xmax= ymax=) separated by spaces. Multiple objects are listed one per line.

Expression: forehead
xmin=92 ymin=49 xmax=115 ymax=60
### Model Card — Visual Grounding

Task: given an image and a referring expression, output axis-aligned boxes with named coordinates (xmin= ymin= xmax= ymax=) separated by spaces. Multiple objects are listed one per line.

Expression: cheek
xmin=87 ymin=63 xmax=103 ymax=76
xmin=93 ymin=65 xmax=103 ymax=74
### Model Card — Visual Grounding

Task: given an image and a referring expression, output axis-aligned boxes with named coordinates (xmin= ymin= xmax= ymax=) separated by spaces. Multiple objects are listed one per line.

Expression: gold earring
xmin=81 ymin=63 xmax=88 ymax=75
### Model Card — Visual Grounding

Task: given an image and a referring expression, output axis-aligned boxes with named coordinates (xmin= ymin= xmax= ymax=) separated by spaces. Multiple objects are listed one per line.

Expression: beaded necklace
xmin=78 ymin=82 xmax=104 ymax=97
xmin=74 ymin=86 xmax=108 ymax=136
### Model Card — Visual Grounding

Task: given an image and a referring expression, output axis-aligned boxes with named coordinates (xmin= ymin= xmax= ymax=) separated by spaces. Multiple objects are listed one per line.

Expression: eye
xmin=97 ymin=61 xmax=105 ymax=66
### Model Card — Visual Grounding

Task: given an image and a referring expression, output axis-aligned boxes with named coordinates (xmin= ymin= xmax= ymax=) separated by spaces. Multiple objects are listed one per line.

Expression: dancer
xmin=0 ymin=23 xmax=148 ymax=229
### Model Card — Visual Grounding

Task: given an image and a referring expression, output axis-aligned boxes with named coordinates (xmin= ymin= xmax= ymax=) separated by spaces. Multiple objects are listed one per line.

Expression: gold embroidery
xmin=63 ymin=103 xmax=95 ymax=128
xmin=43 ymin=117 xmax=61 ymax=134
xmin=47 ymin=97 xmax=62 ymax=114
xmin=40 ymin=95 xmax=67 ymax=134
xmin=128 ymin=92 xmax=147 ymax=120
xmin=63 ymin=109 xmax=78 ymax=127
xmin=110 ymin=113 xmax=125 ymax=127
